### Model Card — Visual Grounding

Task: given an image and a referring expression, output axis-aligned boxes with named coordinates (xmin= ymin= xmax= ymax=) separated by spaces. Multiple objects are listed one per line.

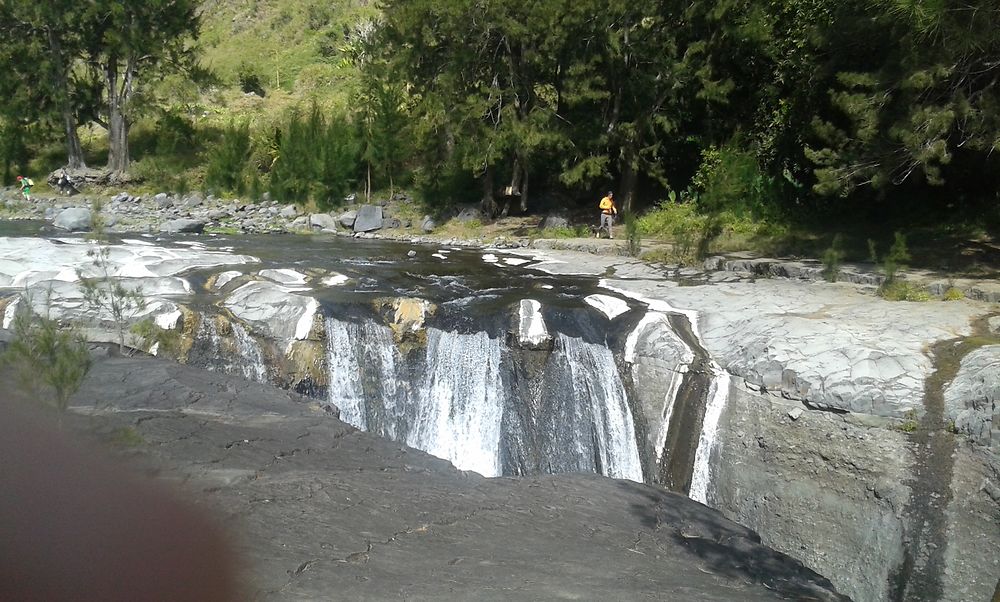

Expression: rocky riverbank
xmin=1 ymin=352 xmax=850 ymax=601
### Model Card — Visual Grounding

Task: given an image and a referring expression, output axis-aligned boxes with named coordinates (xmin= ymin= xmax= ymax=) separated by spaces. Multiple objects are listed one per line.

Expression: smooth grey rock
xmin=944 ymin=345 xmax=1000 ymax=447
xmin=48 ymin=356 xmax=849 ymax=602
xmin=159 ymin=218 xmax=206 ymax=234
xmin=407 ymin=250 xmax=417 ymax=258
xmin=353 ymin=205 xmax=383 ymax=232
xmin=455 ymin=206 xmax=480 ymax=223
xmin=383 ymin=217 xmax=402 ymax=229
xmin=154 ymin=193 xmax=173 ymax=209
xmin=338 ymin=210 xmax=357 ymax=228
xmin=224 ymin=281 xmax=317 ymax=343
xmin=421 ymin=216 xmax=437 ymax=233
xmin=53 ymin=207 xmax=93 ymax=232
xmin=540 ymin=215 xmax=569 ymax=230
xmin=309 ymin=213 xmax=338 ymax=231
xmin=788 ymin=407 xmax=804 ymax=421
xmin=289 ymin=216 xmax=309 ymax=230
xmin=206 ymin=209 xmax=228 ymax=220
xmin=280 ymin=205 xmax=299 ymax=218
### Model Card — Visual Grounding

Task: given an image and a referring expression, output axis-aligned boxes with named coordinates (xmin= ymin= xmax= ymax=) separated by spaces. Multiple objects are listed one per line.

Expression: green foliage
xmin=78 ymin=202 xmax=148 ymax=353
xmin=942 ymin=287 xmax=965 ymax=301
xmin=237 ymin=63 xmax=266 ymax=97
xmin=822 ymin=234 xmax=845 ymax=282
xmin=269 ymin=104 xmax=362 ymax=209
xmin=205 ymin=122 xmax=253 ymax=195
xmin=130 ymin=318 xmax=181 ymax=358
xmin=880 ymin=232 xmax=911 ymax=286
xmin=638 ymin=201 xmax=707 ymax=264
xmin=1 ymin=295 xmax=91 ymax=411
xmin=537 ymin=225 xmax=590 ymax=239
xmin=880 ymin=281 xmax=931 ymax=302
xmin=110 ymin=426 xmax=145 ymax=447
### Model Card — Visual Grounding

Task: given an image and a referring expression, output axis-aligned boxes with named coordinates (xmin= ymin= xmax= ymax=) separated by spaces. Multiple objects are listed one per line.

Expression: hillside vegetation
xmin=3 ymin=0 xmax=1000 ymax=268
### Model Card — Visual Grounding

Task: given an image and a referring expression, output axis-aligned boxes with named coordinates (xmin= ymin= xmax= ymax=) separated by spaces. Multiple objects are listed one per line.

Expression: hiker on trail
xmin=596 ymin=191 xmax=617 ymax=239
xmin=16 ymin=176 xmax=33 ymax=201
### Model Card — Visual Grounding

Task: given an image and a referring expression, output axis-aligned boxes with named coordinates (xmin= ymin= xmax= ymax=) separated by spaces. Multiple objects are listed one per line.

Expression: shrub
xmin=942 ymin=287 xmax=964 ymax=301
xmin=237 ymin=62 xmax=265 ymax=97
xmin=880 ymin=281 xmax=931 ymax=302
xmin=205 ymin=122 xmax=253 ymax=195
xmin=269 ymin=103 xmax=362 ymax=209
xmin=130 ymin=318 xmax=182 ymax=359
xmin=822 ymin=234 xmax=845 ymax=282
xmin=1 ymin=295 xmax=91 ymax=412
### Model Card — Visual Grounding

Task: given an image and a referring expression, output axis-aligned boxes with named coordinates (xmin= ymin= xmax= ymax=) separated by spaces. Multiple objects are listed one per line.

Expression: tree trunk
xmin=46 ymin=27 xmax=85 ymax=169
xmin=481 ymin=163 xmax=497 ymax=218
xmin=519 ymin=168 xmax=530 ymax=213
xmin=105 ymin=57 xmax=133 ymax=174
xmin=619 ymin=146 xmax=638 ymax=214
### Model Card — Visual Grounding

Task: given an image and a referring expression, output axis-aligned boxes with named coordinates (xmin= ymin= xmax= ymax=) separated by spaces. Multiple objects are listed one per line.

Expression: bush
xmin=205 ymin=122 xmax=253 ymax=196
xmin=942 ymin=287 xmax=964 ymax=301
xmin=237 ymin=63 xmax=265 ymax=97
xmin=1 ymin=296 xmax=91 ymax=411
xmin=624 ymin=212 xmax=641 ymax=257
xmin=822 ymin=234 xmax=845 ymax=282
xmin=880 ymin=281 xmax=931 ymax=302
xmin=269 ymin=103 xmax=362 ymax=209
xmin=154 ymin=110 xmax=197 ymax=156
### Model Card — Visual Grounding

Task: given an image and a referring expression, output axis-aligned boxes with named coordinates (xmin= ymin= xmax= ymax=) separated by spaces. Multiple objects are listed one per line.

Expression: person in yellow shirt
xmin=596 ymin=191 xmax=617 ymax=239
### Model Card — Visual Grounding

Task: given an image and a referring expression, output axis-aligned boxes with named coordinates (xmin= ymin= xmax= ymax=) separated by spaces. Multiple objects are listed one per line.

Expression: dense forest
xmin=2 ymin=0 xmax=1000 ymax=233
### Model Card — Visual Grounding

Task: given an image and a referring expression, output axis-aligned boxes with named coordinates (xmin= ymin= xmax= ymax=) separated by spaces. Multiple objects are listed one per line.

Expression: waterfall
xmin=689 ymin=368 xmax=732 ymax=504
xmin=324 ymin=318 xmax=400 ymax=433
xmin=558 ymin=334 xmax=643 ymax=481
xmin=410 ymin=329 xmax=505 ymax=477
xmin=196 ymin=317 xmax=269 ymax=384
xmin=231 ymin=323 xmax=267 ymax=383
xmin=324 ymin=319 xmax=504 ymax=477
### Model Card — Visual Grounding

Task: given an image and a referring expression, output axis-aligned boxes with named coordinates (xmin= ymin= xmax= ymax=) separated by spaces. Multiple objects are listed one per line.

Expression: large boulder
xmin=353 ymin=205 xmax=383 ymax=232
xmin=421 ymin=215 xmax=437 ymax=233
xmin=153 ymin=193 xmax=173 ymax=209
xmin=540 ymin=215 xmax=570 ymax=230
xmin=945 ymin=345 xmax=1000 ymax=447
xmin=338 ymin=210 xmax=358 ymax=228
xmin=52 ymin=207 xmax=93 ymax=232
xmin=455 ymin=205 xmax=481 ymax=223
xmin=280 ymin=205 xmax=299 ymax=218
xmin=159 ymin=218 xmax=206 ymax=234
xmin=309 ymin=213 xmax=338 ymax=231
xmin=224 ymin=281 xmax=318 ymax=345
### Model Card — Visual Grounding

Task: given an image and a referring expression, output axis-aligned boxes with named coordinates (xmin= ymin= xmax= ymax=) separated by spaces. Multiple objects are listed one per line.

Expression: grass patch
xmin=880 ymin=281 xmax=931 ymax=302
xmin=205 ymin=225 xmax=242 ymax=235
xmin=942 ymin=287 xmax=964 ymax=301
xmin=536 ymin=225 xmax=589 ymax=239
xmin=110 ymin=426 xmax=145 ymax=447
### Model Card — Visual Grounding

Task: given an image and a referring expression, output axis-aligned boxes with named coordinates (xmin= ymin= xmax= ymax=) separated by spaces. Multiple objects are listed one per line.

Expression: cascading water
xmin=194 ymin=316 xmax=269 ymax=384
xmin=556 ymin=334 xmax=643 ymax=481
xmin=324 ymin=318 xmax=504 ymax=476
xmin=323 ymin=316 xmax=643 ymax=482
xmin=689 ymin=368 xmax=732 ymax=504
xmin=411 ymin=329 xmax=504 ymax=477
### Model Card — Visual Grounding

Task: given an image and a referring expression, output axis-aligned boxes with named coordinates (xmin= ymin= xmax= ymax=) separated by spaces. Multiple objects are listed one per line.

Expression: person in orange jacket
xmin=596 ymin=191 xmax=617 ymax=239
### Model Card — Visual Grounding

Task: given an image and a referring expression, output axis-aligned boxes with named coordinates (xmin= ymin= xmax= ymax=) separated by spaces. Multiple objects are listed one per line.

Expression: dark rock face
xmin=61 ymin=357 xmax=849 ymax=602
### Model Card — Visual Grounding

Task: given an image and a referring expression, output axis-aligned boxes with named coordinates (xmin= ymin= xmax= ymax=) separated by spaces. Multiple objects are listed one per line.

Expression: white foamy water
xmin=559 ymin=334 xmax=643 ymax=481
xmin=689 ymin=369 xmax=732 ymax=504
xmin=411 ymin=329 xmax=505 ymax=477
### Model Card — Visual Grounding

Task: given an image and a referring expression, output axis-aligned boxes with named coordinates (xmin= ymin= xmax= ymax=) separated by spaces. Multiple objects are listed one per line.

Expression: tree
xmin=0 ymin=0 xmax=94 ymax=169
xmin=2 ymin=293 xmax=91 ymax=413
xmin=82 ymin=0 xmax=199 ymax=174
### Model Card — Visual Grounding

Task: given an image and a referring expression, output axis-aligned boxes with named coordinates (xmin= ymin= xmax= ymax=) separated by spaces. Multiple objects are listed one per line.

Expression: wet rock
xmin=160 ymin=218 xmax=206 ymax=234
xmin=407 ymin=250 xmax=417 ymax=258
xmin=224 ymin=281 xmax=318 ymax=346
xmin=353 ymin=205 xmax=383 ymax=232
xmin=53 ymin=207 xmax=93 ymax=232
